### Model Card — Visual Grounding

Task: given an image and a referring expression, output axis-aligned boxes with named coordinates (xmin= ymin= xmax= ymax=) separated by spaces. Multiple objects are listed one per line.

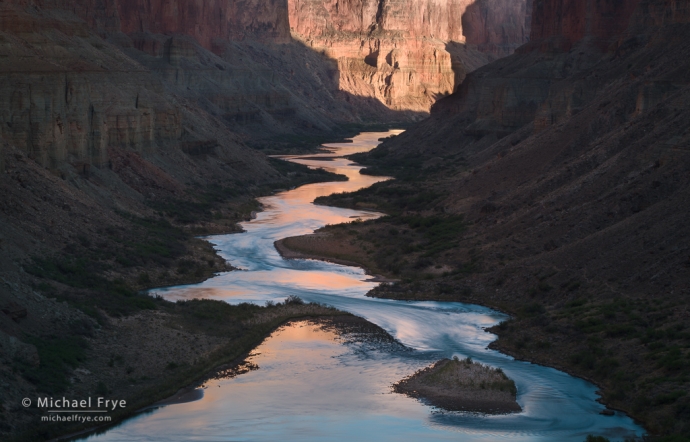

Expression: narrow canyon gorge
xmin=1 ymin=0 xmax=689 ymax=440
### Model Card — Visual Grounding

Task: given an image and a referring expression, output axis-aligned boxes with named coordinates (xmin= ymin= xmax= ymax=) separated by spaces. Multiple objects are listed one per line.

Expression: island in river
xmin=394 ymin=357 xmax=521 ymax=414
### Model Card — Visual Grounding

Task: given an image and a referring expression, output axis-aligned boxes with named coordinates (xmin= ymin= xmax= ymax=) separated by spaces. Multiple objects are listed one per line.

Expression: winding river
xmin=84 ymin=131 xmax=644 ymax=442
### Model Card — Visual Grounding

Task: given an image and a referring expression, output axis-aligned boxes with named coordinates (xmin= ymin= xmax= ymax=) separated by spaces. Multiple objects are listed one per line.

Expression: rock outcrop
xmin=288 ymin=0 xmax=531 ymax=112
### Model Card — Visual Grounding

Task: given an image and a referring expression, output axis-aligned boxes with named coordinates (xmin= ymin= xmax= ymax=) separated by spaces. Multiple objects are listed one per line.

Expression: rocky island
xmin=394 ymin=357 xmax=521 ymax=414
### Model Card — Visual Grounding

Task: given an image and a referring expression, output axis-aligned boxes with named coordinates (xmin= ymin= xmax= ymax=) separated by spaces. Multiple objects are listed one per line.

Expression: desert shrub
xmin=521 ymin=302 xmax=546 ymax=317
xmin=653 ymin=391 xmax=687 ymax=406
xmin=21 ymin=337 xmax=87 ymax=394
xmin=285 ymin=295 xmax=305 ymax=305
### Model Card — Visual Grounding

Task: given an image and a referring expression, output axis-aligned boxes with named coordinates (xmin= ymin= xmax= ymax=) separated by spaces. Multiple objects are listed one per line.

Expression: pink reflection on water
xmin=161 ymin=269 xmax=375 ymax=303
xmin=134 ymin=320 xmax=422 ymax=425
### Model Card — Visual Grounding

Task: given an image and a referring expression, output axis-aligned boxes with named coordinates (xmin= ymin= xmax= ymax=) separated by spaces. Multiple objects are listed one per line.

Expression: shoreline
xmin=273 ymin=233 xmax=642 ymax=426
xmin=273 ymin=238 xmax=398 ymax=283
xmin=43 ymin=310 xmax=360 ymax=442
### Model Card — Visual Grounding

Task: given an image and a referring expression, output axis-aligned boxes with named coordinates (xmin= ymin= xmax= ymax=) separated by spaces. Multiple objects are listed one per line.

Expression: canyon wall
xmin=116 ymin=0 xmax=291 ymax=48
xmin=5 ymin=0 xmax=291 ymax=46
xmin=0 ymin=4 xmax=279 ymax=175
xmin=432 ymin=0 xmax=672 ymax=138
xmin=0 ymin=0 xmax=393 ymax=177
xmin=364 ymin=1 xmax=690 ymax=433
xmin=288 ymin=0 xmax=531 ymax=112
xmin=530 ymin=0 xmax=641 ymax=50
xmin=0 ymin=0 xmax=538 ymax=175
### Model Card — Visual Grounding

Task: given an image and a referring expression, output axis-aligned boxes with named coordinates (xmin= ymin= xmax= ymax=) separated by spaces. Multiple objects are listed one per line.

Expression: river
xmin=83 ymin=131 xmax=644 ymax=442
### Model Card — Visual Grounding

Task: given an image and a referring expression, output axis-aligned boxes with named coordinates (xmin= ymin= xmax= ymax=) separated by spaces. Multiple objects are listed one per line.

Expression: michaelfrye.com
xmin=22 ymin=396 xmax=127 ymax=424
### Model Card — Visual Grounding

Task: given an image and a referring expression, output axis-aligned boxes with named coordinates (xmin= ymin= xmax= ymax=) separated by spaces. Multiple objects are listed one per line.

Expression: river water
xmin=84 ymin=131 xmax=644 ymax=441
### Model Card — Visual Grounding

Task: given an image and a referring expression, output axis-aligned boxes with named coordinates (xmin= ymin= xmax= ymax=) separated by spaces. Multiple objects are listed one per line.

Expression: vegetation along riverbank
xmin=0 ymin=149 xmax=354 ymax=441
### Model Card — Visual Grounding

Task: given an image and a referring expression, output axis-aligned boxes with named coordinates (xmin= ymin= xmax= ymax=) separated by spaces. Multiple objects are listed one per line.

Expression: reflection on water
xmin=84 ymin=131 xmax=644 ymax=441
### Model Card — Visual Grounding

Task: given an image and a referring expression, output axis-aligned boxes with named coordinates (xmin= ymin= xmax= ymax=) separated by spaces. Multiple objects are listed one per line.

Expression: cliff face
xmin=462 ymin=0 xmax=533 ymax=54
xmin=434 ymin=0 xmax=679 ymax=136
xmin=117 ymin=0 xmax=291 ymax=48
xmin=6 ymin=0 xmax=291 ymax=46
xmin=0 ymin=0 xmax=402 ymax=175
xmin=0 ymin=5 xmax=273 ymax=175
xmin=289 ymin=0 xmax=530 ymax=50
xmin=530 ymin=0 xmax=641 ymax=49
xmin=288 ymin=0 xmax=531 ymax=112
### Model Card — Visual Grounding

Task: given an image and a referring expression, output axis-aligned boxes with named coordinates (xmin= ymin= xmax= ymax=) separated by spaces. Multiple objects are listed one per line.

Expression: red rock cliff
xmin=117 ymin=0 xmax=291 ymax=47
xmin=529 ymin=0 xmax=641 ymax=49
xmin=288 ymin=0 xmax=531 ymax=112
xmin=6 ymin=0 xmax=529 ymax=113
xmin=5 ymin=0 xmax=291 ymax=48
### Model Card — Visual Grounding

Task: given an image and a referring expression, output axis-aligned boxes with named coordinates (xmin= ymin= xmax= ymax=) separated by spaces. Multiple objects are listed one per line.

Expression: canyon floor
xmin=0 ymin=152 xmax=358 ymax=441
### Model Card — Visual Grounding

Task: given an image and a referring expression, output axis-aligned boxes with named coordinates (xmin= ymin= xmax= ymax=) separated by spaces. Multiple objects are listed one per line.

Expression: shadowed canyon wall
xmin=0 ymin=0 xmax=533 ymax=176
xmin=4 ymin=0 xmax=291 ymax=45
xmin=530 ymin=0 xmax=641 ymax=50
xmin=359 ymin=2 xmax=690 ymax=432
xmin=433 ymin=0 xmax=658 ymax=137
xmin=288 ymin=0 xmax=531 ymax=112
xmin=116 ymin=0 xmax=292 ymax=47
xmin=0 ymin=0 xmax=393 ymax=176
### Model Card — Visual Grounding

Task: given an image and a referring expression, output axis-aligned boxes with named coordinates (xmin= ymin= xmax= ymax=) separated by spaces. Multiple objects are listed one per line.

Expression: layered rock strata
xmin=288 ymin=0 xmax=531 ymax=112
xmin=0 ymin=0 xmax=401 ymax=177
xmin=529 ymin=0 xmax=642 ymax=50
xmin=117 ymin=0 xmax=292 ymax=47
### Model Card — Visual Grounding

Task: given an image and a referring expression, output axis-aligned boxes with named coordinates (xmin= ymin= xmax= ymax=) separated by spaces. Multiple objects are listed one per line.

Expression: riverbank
xmin=0 ymin=153 xmax=353 ymax=441
xmin=274 ymin=236 xmax=398 ymax=283
xmin=14 ymin=301 xmax=360 ymax=442
xmin=394 ymin=357 xmax=520 ymax=414
xmin=275 ymin=221 xmax=663 ymax=434
xmin=67 ymin=130 xmax=646 ymax=441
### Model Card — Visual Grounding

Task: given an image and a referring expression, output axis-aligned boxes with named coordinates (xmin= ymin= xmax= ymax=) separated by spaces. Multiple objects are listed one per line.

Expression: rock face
xmin=117 ymin=0 xmax=292 ymax=48
xmin=0 ymin=0 xmax=398 ymax=175
xmin=431 ymin=0 xmax=649 ymax=138
xmin=462 ymin=0 xmax=533 ymax=54
xmin=288 ymin=0 xmax=531 ymax=112
xmin=530 ymin=0 xmax=641 ymax=50
xmin=5 ymin=0 xmax=291 ymax=46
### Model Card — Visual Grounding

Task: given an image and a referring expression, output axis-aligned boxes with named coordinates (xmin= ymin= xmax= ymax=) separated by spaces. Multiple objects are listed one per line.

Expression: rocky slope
xmin=288 ymin=0 xmax=531 ymax=112
xmin=305 ymin=0 xmax=690 ymax=436
xmin=0 ymin=1 xmax=393 ymax=439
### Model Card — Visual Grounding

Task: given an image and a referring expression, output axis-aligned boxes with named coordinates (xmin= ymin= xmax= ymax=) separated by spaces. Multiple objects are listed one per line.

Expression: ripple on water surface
xmin=83 ymin=132 xmax=644 ymax=442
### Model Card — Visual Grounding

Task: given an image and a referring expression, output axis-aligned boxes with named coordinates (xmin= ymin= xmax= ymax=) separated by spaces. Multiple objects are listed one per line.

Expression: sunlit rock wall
xmin=288 ymin=0 xmax=531 ymax=112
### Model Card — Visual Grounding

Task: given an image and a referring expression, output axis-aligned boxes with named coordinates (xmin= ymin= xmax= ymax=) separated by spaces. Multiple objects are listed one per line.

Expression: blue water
xmin=83 ymin=131 xmax=644 ymax=442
